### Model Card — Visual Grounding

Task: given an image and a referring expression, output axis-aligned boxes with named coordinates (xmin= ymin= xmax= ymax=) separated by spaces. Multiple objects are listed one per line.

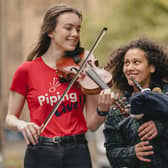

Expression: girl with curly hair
xmin=97 ymin=37 xmax=168 ymax=168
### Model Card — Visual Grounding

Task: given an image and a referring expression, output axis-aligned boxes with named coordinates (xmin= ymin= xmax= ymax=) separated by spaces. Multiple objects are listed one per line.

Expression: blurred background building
xmin=1 ymin=0 xmax=168 ymax=167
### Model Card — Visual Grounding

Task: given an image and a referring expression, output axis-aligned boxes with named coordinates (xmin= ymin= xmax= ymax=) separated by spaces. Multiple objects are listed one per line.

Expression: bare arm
xmin=85 ymin=94 xmax=106 ymax=132
xmin=6 ymin=91 xmax=26 ymax=131
xmin=5 ymin=91 xmax=40 ymax=145
xmin=85 ymin=89 xmax=116 ymax=132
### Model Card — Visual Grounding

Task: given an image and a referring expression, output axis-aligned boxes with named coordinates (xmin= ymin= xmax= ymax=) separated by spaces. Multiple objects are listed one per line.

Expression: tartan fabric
xmin=103 ymin=83 xmax=168 ymax=168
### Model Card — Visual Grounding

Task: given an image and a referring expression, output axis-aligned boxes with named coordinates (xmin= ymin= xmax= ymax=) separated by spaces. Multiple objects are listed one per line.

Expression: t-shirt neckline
xmin=39 ymin=56 xmax=57 ymax=71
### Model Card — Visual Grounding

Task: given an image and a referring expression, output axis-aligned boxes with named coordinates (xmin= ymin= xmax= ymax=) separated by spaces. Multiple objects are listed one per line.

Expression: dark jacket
xmin=104 ymin=83 xmax=168 ymax=168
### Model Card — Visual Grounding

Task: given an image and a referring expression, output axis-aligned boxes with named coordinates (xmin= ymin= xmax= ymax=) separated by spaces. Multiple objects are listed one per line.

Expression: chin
xmin=128 ymin=81 xmax=135 ymax=87
xmin=66 ymin=46 xmax=76 ymax=51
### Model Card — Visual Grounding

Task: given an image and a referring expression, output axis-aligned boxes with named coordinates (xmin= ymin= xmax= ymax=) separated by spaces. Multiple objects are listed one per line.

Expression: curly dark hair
xmin=105 ymin=37 xmax=168 ymax=93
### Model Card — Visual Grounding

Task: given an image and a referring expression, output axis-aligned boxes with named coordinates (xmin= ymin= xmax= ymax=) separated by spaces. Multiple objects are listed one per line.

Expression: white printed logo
xmin=37 ymin=77 xmax=78 ymax=106
xmin=38 ymin=92 xmax=77 ymax=106
xmin=49 ymin=77 xmax=61 ymax=93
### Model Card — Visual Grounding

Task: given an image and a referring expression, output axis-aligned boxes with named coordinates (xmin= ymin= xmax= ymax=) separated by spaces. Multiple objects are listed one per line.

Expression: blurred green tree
xmin=81 ymin=0 xmax=168 ymax=66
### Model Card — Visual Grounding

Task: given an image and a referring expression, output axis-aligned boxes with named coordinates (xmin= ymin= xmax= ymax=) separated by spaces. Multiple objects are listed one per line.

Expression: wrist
xmin=96 ymin=107 xmax=108 ymax=116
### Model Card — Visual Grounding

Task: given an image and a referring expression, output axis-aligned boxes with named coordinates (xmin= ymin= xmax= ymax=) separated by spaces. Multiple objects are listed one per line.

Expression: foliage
xmin=81 ymin=0 xmax=168 ymax=66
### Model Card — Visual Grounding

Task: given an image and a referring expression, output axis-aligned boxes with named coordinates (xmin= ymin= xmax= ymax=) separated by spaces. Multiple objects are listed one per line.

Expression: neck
xmin=42 ymin=47 xmax=64 ymax=69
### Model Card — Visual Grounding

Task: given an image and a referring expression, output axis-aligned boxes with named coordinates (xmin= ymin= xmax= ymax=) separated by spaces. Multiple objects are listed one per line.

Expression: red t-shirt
xmin=10 ymin=56 xmax=87 ymax=137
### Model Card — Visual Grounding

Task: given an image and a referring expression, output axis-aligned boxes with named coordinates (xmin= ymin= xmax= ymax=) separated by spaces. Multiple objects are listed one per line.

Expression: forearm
xmin=86 ymin=112 xmax=106 ymax=131
xmin=104 ymin=118 xmax=139 ymax=167
xmin=5 ymin=114 xmax=23 ymax=132
xmin=85 ymin=94 xmax=106 ymax=131
xmin=105 ymin=127 xmax=138 ymax=167
xmin=6 ymin=91 xmax=26 ymax=132
xmin=106 ymin=145 xmax=138 ymax=168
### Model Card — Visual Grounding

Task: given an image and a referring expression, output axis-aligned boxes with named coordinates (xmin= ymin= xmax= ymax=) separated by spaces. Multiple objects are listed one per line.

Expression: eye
xmin=124 ymin=60 xmax=130 ymax=66
xmin=64 ymin=26 xmax=80 ymax=33
xmin=65 ymin=26 xmax=72 ymax=31
xmin=76 ymin=27 xmax=81 ymax=33
xmin=134 ymin=60 xmax=140 ymax=64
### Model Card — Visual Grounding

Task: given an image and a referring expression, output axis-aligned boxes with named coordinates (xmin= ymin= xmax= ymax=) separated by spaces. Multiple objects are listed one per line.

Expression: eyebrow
xmin=64 ymin=23 xmax=81 ymax=27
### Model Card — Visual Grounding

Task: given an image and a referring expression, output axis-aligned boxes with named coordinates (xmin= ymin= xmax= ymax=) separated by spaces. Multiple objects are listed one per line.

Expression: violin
xmin=56 ymin=51 xmax=113 ymax=95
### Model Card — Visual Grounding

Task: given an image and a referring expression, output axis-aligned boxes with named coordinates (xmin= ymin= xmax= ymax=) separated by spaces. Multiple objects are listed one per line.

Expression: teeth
xmin=128 ymin=74 xmax=136 ymax=76
xmin=68 ymin=39 xmax=76 ymax=42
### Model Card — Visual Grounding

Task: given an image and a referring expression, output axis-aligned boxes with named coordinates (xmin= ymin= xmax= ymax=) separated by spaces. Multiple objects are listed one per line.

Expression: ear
xmin=149 ymin=64 xmax=155 ymax=73
xmin=48 ymin=31 xmax=54 ymax=38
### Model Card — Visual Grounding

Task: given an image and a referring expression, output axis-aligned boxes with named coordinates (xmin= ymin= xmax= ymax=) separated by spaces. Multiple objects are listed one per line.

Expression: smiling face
xmin=123 ymin=48 xmax=155 ymax=90
xmin=48 ymin=12 xmax=81 ymax=52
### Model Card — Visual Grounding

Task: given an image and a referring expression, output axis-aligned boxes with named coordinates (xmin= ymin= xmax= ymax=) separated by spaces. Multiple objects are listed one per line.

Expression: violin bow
xmin=40 ymin=27 xmax=107 ymax=133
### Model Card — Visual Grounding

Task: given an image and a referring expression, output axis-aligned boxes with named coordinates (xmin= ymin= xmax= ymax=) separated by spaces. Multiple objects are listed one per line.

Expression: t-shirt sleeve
xmin=10 ymin=63 xmax=28 ymax=96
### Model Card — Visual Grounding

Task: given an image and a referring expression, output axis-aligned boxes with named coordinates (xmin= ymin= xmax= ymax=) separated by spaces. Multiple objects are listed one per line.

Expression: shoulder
xmin=16 ymin=57 xmax=42 ymax=73
xmin=18 ymin=61 xmax=33 ymax=69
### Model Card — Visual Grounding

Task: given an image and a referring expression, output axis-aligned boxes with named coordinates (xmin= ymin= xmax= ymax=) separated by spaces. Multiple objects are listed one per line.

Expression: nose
xmin=71 ymin=28 xmax=79 ymax=36
xmin=126 ymin=63 xmax=135 ymax=71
